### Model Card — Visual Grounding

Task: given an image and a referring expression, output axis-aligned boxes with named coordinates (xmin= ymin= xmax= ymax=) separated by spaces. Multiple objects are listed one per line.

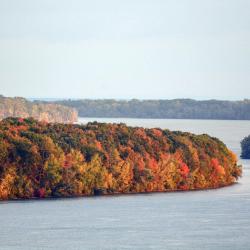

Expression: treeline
xmin=241 ymin=135 xmax=250 ymax=159
xmin=0 ymin=117 xmax=241 ymax=200
xmin=56 ymin=99 xmax=250 ymax=120
xmin=0 ymin=95 xmax=77 ymax=123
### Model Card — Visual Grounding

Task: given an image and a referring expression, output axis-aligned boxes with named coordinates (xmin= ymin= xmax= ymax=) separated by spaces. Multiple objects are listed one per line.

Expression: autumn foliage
xmin=0 ymin=117 xmax=242 ymax=200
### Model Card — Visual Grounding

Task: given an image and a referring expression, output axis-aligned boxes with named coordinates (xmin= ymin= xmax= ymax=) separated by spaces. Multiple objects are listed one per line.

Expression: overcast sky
xmin=0 ymin=0 xmax=249 ymax=100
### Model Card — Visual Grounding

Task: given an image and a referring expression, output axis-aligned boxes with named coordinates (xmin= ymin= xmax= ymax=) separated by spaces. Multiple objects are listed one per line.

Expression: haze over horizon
xmin=0 ymin=0 xmax=249 ymax=100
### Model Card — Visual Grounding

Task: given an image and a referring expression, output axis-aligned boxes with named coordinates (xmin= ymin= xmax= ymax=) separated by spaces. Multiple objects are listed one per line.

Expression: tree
xmin=241 ymin=135 xmax=250 ymax=159
xmin=0 ymin=117 xmax=242 ymax=200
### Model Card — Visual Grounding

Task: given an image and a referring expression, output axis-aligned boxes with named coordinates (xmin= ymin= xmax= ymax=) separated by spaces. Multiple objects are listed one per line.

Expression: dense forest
xmin=56 ymin=99 xmax=250 ymax=120
xmin=0 ymin=117 xmax=241 ymax=200
xmin=241 ymin=135 xmax=250 ymax=159
xmin=0 ymin=95 xmax=77 ymax=123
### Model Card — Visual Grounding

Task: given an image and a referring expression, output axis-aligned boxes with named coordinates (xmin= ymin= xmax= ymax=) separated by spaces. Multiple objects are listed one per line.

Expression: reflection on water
xmin=0 ymin=119 xmax=250 ymax=250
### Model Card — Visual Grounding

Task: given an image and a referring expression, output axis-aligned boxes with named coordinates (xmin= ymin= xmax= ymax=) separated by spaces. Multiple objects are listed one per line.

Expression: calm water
xmin=1 ymin=118 xmax=250 ymax=250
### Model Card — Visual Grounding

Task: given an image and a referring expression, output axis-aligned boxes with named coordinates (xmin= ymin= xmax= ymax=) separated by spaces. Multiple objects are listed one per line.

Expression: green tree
xmin=241 ymin=135 xmax=250 ymax=159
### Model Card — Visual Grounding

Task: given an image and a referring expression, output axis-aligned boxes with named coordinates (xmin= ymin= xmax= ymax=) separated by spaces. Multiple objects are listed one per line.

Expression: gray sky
xmin=0 ymin=0 xmax=249 ymax=100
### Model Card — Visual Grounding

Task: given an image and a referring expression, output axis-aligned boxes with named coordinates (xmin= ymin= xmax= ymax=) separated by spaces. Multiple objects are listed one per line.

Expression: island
xmin=0 ymin=95 xmax=78 ymax=123
xmin=0 ymin=117 xmax=242 ymax=200
xmin=241 ymin=135 xmax=250 ymax=159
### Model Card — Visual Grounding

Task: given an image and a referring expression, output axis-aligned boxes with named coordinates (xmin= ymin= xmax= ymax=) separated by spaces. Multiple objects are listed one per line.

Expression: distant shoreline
xmin=54 ymin=99 xmax=250 ymax=120
xmin=2 ymin=95 xmax=250 ymax=121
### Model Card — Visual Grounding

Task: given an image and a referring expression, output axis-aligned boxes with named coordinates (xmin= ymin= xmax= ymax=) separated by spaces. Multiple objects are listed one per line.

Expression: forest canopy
xmin=0 ymin=117 xmax=242 ymax=200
